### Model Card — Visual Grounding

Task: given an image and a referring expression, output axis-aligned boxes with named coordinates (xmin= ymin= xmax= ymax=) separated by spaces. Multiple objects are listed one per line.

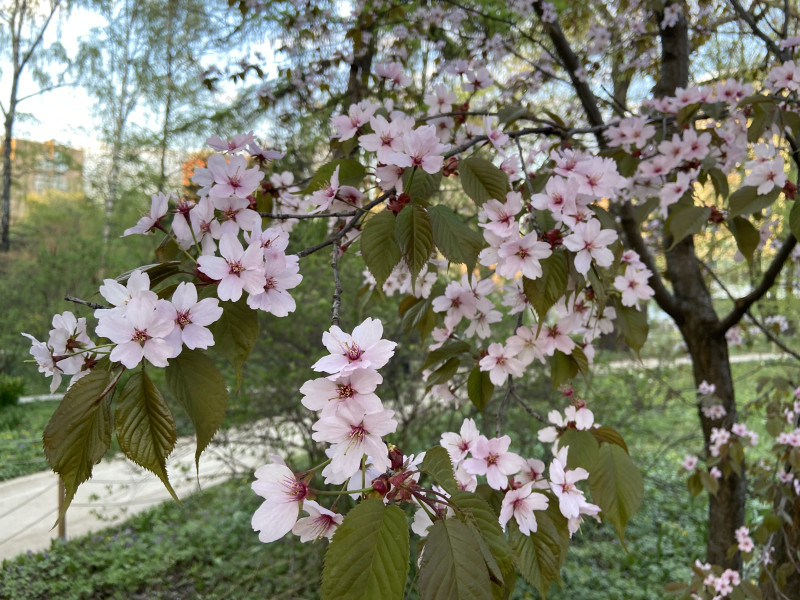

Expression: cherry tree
xmin=23 ymin=1 xmax=800 ymax=598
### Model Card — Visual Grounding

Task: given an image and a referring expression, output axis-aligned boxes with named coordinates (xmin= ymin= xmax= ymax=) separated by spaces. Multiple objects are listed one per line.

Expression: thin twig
xmin=510 ymin=390 xmax=549 ymax=425
xmin=259 ymin=210 xmax=359 ymax=220
xmin=330 ymin=240 xmax=342 ymax=328
xmin=64 ymin=295 xmax=109 ymax=311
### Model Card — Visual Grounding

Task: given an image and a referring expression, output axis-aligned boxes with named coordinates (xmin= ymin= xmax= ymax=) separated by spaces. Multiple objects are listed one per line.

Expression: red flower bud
xmin=371 ymin=474 xmax=390 ymax=497
xmin=388 ymin=445 xmax=404 ymax=471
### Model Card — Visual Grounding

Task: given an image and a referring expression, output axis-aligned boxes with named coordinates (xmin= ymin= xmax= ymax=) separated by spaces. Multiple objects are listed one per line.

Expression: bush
xmin=0 ymin=375 xmax=25 ymax=408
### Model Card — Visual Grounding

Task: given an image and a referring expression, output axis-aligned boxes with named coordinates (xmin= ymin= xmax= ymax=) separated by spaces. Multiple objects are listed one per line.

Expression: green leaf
xmin=322 ymin=500 xmax=408 ymax=600
xmin=497 ymin=105 xmax=528 ymax=125
xmin=708 ymin=168 xmax=729 ymax=200
xmin=209 ymin=298 xmax=258 ymax=385
xmin=613 ymin=300 xmax=648 ymax=354
xmin=509 ymin=501 xmax=570 ymax=599
xmin=728 ymin=186 xmax=780 ymax=217
xmin=427 ymin=357 xmax=460 ymax=388
xmin=523 ymin=249 xmax=568 ymax=321
xmin=404 ymin=168 xmax=442 ymax=201
xmin=43 ymin=368 xmax=114 ymax=522
xmin=687 ymin=471 xmax=702 ymax=497
xmin=423 ymin=340 xmax=472 ymax=369
xmin=459 ymin=157 xmax=509 ymax=205
xmin=790 ymin=201 xmax=800 ymax=241
xmin=395 ymin=203 xmax=434 ymax=283
xmin=301 ymin=158 xmax=366 ymax=194
xmin=726 ymin=216 xmax=760 ymax=266
xmin=558 ymin=429 xmax=599 ymax=471
xmin=747 ymin=101 xmax=776 ymax=143
xmin=468 ymin=366 xmax=494 ymax=411
xmin=589 ymin=426 xmax=629 ymax=453
xmin=400 ymin=294 xmax=436 ymax=341
xmin=550 ymin=350 xmax=578 ymax=389
xmin=115 ymin=371 xmax=179 ymax=502
xmin=428 ymin=204 xmax=484 ymax=272
xmin=588 ymin=443 xmax=644 ymax=542
xmin=634 ymin=197 xmax=659 ymax=225
xmin=421 ymin=446 xmax=459 ymax=495
xmin=418 ymin=518 xmax=493 ymax=600
xmin=360 ymin=210 xmax=402 ymax=288
xmin=117 ymin=261 xmax=183 ymax=289
xmin=666 ymin=205 xmax=710 ymax=250
xmin=165 ymin=350 xmax=229 ymax=468
xmin=449 ymin=491 xmax=514 ymax=589
xmin=698 ymin=469 xmax=719 ymax=496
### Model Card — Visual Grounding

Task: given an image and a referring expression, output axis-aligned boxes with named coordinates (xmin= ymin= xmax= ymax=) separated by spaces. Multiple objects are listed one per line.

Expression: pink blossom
xmin=251 ymin=463 xmax=308 ymax=543
xmin=387 ymin=125 xmax=448 ymax=174
xmin=164 ymin=282 xmax=223 ymax=353
xmin=549 ymin=447 xmax=591 ymax=519
xmin=562 ymin=218 xmax=618 ymax=275
xmin=300 ymin=369 xmax=384 ymax=417
xmin=207 ymin=131 xmax=255 ymax=153
xmin=96 ymin=297 xmax=176 ymax=368
xmin=440 ymin=418 xmax=480 ymax=464
xmin=311 ymin=318 xmax=397 ymax=376
xmin=197 ymin=234 xmax=266 ymax=302
xmin=479 ymin=342 xmax=524 ymax=386
xmin=207 ymin=154 xmax=264 ymax=200
xmin=291 ymin=500 xmax=343 ymax=542
xmin=123 ymin=192 xmax=170 ymax=236
xmin=463 ymin=435 xmax=524 ymax=490
xmin=499 ymin=482 xmax=549 ymax=535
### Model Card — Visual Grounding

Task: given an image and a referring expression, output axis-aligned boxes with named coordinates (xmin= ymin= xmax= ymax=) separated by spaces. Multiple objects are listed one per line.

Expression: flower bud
xmin=371 ymin=474 xmax=390 ymax=497
xmin=388 ymin=445 xmax=404 ymax=471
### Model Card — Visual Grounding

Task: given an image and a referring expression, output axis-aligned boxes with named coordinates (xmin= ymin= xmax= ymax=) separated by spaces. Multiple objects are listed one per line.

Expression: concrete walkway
xmin=0 ymin=419 xmax=305 ymax=562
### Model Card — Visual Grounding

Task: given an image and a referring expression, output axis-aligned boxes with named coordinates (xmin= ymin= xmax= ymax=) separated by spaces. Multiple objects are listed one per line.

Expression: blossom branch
xmin=714 ymin=233 xmax=798 ymax=335
xmin=64 ymin=295 xmax=110 ymax=311
xmin=259 ymin=210 xmax=360 ymax=220
xmin=330 ymin=241 xmax=342 ymax=328
xmin=728 ymin=0 xmax=791 ymax=62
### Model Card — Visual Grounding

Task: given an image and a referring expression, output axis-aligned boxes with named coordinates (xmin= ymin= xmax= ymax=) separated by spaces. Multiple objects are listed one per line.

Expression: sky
xmin=8 ymin=6 xmax=107 ymax=150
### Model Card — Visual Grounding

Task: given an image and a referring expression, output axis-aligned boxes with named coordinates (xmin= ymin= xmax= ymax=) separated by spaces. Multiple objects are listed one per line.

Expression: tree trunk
xmin=157 ymin=0 xmax=176 ymax=193
xmin=657 ymin=8 xmax=745 ymax=569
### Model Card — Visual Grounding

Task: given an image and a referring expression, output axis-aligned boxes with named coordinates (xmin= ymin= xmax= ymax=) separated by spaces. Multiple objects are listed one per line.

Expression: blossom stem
xmin=312 ymin=486 xmax=374 ymax=496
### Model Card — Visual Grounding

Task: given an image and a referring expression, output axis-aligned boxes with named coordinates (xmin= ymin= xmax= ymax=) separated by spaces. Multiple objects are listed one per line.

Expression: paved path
xmin=0 ymin=419 xmax=304 ymax=562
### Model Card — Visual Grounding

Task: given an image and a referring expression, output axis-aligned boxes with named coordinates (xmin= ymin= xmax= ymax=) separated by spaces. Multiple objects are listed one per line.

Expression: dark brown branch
xmin=729 ymin=0 xmax=791 ymax=61
xmin=715 ymin=233 xmax=798 ymax=334
xmin=330 ymin=241 xmax=342 ymax=328
xmin=259 ymin=210 xmax=359 ymax=220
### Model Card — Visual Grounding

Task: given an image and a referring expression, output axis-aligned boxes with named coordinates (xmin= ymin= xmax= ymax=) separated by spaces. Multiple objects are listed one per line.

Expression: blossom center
xmin=177 ymin=312 xmax=192 ymax=327
xmin=345 ymin=343 xmax=363 ymax=361
xmin=486 ymin=452 xmax=499 ymax=466
xmin=132 ymin=329 xmax=151 ymax=344
xmin=338 ymin=384 xmax=354 ymax=399
xmin=283 ymin=476 xmax=308 ymax=501
xmin=348 ymin=424 xmax=366 ymax=444
xmin=229 ymin=260 xmax=245 ymax=275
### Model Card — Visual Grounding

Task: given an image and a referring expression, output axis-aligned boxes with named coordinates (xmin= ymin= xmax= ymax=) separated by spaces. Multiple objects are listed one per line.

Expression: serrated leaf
xmin=428 ymin=204 xmax=484 ymax=272
xmin=165 ymin=349 xmax=228 ymax=469
xmin=726 ymin=216 xmax=760 ymax=266
xmin=614 ymin=300 xmax=648 ymax=354
xmin=427 ymin=357 xmax=460 ymax=388
xmin=322 ymin=499 xmax=408 ymax=600
xmin=589 ymin=426 xmax=629 ymax=453
xmin=421 ymin=446 xmax=459 ymax=495
xmin=728 ymin=186 xmax=780 ymax=217
xmin=423 ymin=340 xmax=472 ymax=369
xmin=419 ymin=518 xmax=492 ymax=600
xmin=209 ymin=298 xmax=258 ymax=385
xmin=558 ymin=429 xmax=599 ymax=471
xmin=43 ymin=368 xmax=114 ymax=523
xmin=634 ymin=197 xmax=659 ymax=224
xmin=301 ymin=158 xmax=365 ymax=194
xmin=360 ymin=210 xmax=402 ymax=288
xmin=115 ymin=371 xmax=179 ymax=502
xmin=403 ymin=168 xmax=442 ymax=201
xmin=400 ymin=294 xmax=436 ymax=340
xmin=509 ymin=501 xmax=570 ymax=599
xmin=666 ymin=205 xmax=710 ymax=250
xmin=687 ymin=471 xmax=702 ymax=497
xmin=449 ymin=491 xmax=514 ymax=591
xmin=523 ymin=249 xmax=568 ymax=321
xmin=497 ymin=105 xmax=528 ymax=125
xmin=116 ymin=261 xmax=183 ymax=289
xmin=459 ymin=157 xmax=509 ymax=205
xmin=395 ymin=203 xmax=434 ymax=283
xmin=468 ymin=366 xmax=494 ymax=411
xmin=588 ymin=443 xmax=644 ymax=542
xmin=790 ymin=201 xmax=800 ymax=241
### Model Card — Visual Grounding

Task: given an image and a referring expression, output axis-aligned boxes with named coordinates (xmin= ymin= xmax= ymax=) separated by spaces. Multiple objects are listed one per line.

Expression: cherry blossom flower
xmin=463 ymin=435 xmax=524 ymax=490
xmin=358 ymin=115 xmax=412 ymax=163
xmin=562 ymin=218 xmax=618 ymax=275
xmin=207 ymin=154 xmax=264 ymax=200
xmin=374 ymin=62 xmax=412 ymax=88
xmin=312 ymin=405 xmax=398 ymax=484
xmin=440 ymin=418 xmax=480 ymax=464
xmin=291 ymin=500 xmax=343 ymax=542
xmin=613 ymin=265 xmax=654 ymax=307
xmin=479 ymin=192 xmax=523 ymax=238
xmin=207 ymin=131 xmax=255 ymax=153
xmin=312 ymin=318 xmax=397 ymax=376
xmin=197 ymin=234 xmax=266 ymax=302
xmin=479 ymin=342 xmax=524 ymax=386
xmin=123 ymin=192 xmax=170 ymax=236
xmin=96 ymin=296 xmax=176 ymax=368
xmin=163 ymin=282 xmax=223 ymax=353
xmin=21 ymin=333 xmax=62 ymax=392
xmin=496 ymin=232 xmax=552 ymax=279
xmin=246 ymin=258 xmax=302 ymax=316
xmin=251 ymin=462 xmax=308 ymax=543
xmin=549 ymin=447 xmax=592 ymax=519
xmin=499 ymin=482 xmax=549 ymax=535
xmin=331 ymin=100 xmax=378 ymax=140
xmin=681 ymin=455 xmax=699 ymax=470
xmin=300 ymin=369 xmax=384 ymax=417
xmin=387 ymin=125 xmax=448 ymax=174
xmin=96 ymin=269 xmax=157 ymax=316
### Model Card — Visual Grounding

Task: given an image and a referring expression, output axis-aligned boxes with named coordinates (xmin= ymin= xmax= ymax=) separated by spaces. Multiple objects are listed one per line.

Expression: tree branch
xmin=330 ymin=240 xmax=342 ymax=328
xmin=728 ymin=0 xmax=791 ymax=61
xmin=715 ymin=233 xmax=798 ymax=334
xmin=65 ymin=295 xmax=109 ymax=311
